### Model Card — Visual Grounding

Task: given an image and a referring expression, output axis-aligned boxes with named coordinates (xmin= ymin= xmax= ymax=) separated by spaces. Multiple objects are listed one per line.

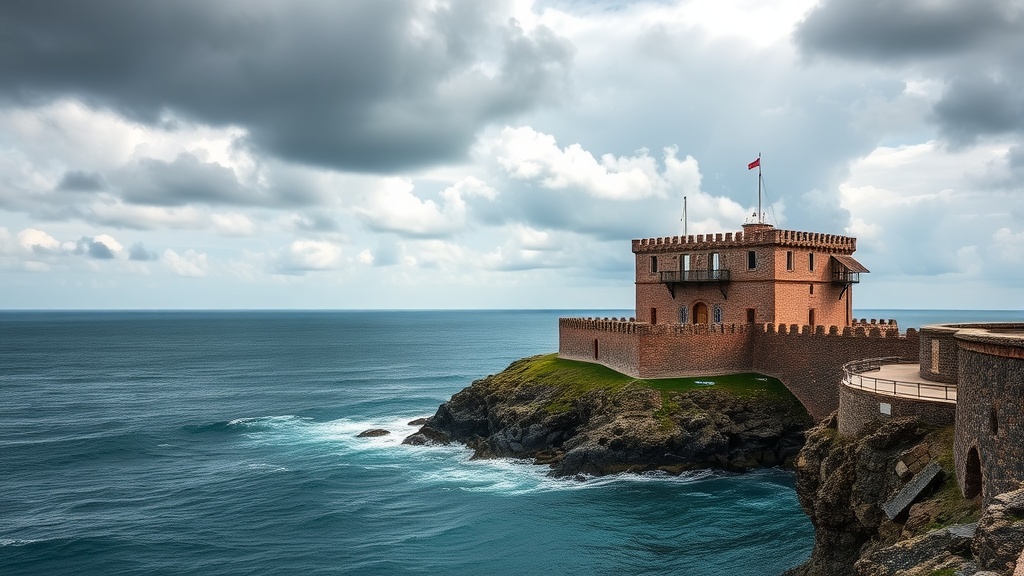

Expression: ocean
xmin=2 ymin=309 xmax=1018 ymax=575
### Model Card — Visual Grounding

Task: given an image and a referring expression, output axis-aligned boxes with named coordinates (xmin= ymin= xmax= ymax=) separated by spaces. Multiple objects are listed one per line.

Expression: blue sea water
xmin=4 ymin=309 xmax=1012 ymax=575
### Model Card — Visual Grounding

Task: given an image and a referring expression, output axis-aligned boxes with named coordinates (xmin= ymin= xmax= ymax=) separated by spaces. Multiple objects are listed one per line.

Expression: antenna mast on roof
xmin=681 ymin=195 xmax=687 ymax=236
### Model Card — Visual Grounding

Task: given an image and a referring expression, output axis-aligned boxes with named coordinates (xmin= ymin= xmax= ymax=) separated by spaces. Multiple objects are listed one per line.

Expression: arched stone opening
xmin=963 ymin=446 xmax=983 ymax=499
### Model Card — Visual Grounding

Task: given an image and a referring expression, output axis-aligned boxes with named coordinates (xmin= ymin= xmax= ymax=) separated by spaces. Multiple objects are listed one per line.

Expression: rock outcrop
xmin=403 ymin=355 xmax=812 ymax=477
xmin=785 ymin=413 xmax=1024 ymax=576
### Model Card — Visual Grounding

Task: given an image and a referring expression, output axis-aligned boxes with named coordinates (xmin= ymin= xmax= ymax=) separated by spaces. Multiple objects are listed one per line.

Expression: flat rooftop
xmin=844 ymin=363 xmax=957 ymax=404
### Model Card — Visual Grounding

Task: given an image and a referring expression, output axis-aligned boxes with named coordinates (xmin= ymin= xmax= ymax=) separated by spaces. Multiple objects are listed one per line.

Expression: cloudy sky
xmin=1 ymin=0 xmax=1022 ymax=310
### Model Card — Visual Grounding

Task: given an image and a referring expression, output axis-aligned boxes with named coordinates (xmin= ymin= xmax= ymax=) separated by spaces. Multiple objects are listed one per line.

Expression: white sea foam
xmin=228 ymin=412 xmax=732 ymax=496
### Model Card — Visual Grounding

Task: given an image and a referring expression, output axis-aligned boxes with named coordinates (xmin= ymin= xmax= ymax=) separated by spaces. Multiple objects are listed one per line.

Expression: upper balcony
xmin=830 ymin=255 xmax=869 ymax=285
xmin=658 ymin=268 xmax=730 ymax=298
xmin=658 ymin=269 xmax=731 ymax=283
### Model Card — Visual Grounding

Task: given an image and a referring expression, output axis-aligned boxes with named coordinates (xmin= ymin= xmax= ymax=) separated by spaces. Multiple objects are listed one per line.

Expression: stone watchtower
xmin=633 ymin=222 xmax=868 ymax=328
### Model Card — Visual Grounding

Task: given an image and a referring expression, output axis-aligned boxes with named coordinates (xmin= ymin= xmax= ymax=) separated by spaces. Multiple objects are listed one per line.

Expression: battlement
xmin=559 ymin=317 xmax=912 ymax=340
xmin=632 ymin=228 xmax=857 ymax=254
xmin=558 ymin=317 xmax=753 ymax=336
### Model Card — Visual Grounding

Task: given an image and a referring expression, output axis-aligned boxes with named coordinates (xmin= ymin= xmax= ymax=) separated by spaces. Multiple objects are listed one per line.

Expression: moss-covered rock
xmin=403 ymin=354 xmax=812 ymax=477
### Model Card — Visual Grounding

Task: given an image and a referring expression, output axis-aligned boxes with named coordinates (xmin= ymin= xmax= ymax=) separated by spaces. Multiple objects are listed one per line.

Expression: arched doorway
xmin=693 ymin=302 xmax=709 ymax=324
xmin=963 ymin=446 xmax=982 ymax=499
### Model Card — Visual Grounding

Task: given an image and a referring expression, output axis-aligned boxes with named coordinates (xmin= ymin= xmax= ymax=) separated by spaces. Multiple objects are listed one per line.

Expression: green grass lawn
xmin=497 ymin=354 xmax=801 ymax=408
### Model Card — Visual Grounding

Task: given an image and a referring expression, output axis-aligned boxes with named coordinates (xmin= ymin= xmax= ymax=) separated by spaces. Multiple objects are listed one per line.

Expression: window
xmin=786 ymin=251 xmax=793 ymax=271
xmin=709 ymin=252 xmax=721 ymax=279
xmin=593 ymin=339 xmax=599 ymax=360
xmin=682 ymin=254 xmax=690 ymax=272
xmin=679 ymin=307 xmax=688 ymax=324
xmin=809 ymin=283 xmax=814 ymax=295
xmin=747 ymin=250 xmax=756 ymax=269
xmin=650 ymin=307 xmax=657 ymax=325
xmin=713 ymin=304 xmax=723 ymax=324
xmin=991 ymin=407 xmax=999 ymax=435
xmin=808 ymin=309 xmax=816 ymax=326
xmin=809 ymin=252 xmax=815 ymax=271
xmin=880 ymin=402 xmax=891 ymax=415
xmin=650 ymin=255 xmax=658 ymax=273
xmin=746 ymin=308 xmax=755 ymax=323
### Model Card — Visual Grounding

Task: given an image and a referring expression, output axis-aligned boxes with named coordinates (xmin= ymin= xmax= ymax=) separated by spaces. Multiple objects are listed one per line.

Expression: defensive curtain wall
xmin=559 ymin=317 xmax=919 ymax=421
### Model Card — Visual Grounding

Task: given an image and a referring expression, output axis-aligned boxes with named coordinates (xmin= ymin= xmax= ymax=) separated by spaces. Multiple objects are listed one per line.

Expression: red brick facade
xmin=633 ymin=223 xmax=862 ymax=328
xmin=559 ymin=317 xmax=918 ymax=420
xmin=558 ymin=222 xmax=897 ymax=419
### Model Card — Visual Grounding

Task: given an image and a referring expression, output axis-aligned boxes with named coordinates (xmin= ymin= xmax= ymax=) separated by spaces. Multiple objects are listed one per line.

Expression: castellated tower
xmin=633 ymin=222 xmax=868 ymax=328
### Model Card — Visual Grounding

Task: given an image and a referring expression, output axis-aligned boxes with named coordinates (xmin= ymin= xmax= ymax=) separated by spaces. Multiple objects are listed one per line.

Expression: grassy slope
xmin=492 ymin=353 xmax=806 ymax=415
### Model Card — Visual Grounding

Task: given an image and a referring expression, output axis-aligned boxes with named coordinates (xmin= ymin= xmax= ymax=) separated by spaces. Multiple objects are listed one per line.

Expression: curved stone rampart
xmin=950 ymin=324 xmax=1024 ymax=505
xmin=838 ymin=384 xmax=955 ymax=436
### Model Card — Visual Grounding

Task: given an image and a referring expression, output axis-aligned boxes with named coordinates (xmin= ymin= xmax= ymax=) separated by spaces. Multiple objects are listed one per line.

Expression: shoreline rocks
xmin=401 ymin=355 xmax=811 ymax=477
xmin=785 ymin=413 xmax=1024 ymax=576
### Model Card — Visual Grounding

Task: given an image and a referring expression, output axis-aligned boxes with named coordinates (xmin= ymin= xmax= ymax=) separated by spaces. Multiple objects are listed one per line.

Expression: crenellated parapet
xmin=559 ymin=317 xmax=913 ymax=341
xmin=632 ymin=228 xmax=857 ymax=254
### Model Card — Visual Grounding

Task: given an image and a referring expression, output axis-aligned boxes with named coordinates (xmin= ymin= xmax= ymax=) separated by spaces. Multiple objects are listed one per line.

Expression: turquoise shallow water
xmin=0 ymin=309 xmax=829 ymax=575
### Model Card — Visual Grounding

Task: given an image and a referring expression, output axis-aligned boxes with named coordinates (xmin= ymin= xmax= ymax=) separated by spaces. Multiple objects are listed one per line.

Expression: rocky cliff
xmin=785 ymin=414 xmax=1024 ymax=576
xmin=403 ymin=354 xmax=812 ymax=477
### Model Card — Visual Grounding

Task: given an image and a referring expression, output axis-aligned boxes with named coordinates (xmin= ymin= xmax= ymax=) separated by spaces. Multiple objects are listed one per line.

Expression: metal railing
xmin=831 ymin=270 xmax=861 ymax=284
xmin=842 ymin=357 xmax=957 ymax=403
xmin=659 ymin=269 xmax=731 ymax=283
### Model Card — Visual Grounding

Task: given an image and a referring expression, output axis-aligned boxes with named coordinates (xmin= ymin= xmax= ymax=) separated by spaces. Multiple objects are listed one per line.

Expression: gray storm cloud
xmin=0 ymin=0 xmax=573 ymax=173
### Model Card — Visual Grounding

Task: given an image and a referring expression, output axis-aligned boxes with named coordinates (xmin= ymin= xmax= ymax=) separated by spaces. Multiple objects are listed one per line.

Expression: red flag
xmin=747 ymin=158 xmax=760 ymax=170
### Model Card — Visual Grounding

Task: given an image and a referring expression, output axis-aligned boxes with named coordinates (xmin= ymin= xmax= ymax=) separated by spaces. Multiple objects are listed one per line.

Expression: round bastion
xmin=947 ymin=323 xmax=1024 ymax=505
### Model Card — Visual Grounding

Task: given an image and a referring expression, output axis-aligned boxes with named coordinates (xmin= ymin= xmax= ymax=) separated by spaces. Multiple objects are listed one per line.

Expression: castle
xmin=559 ymin=221 xmax=1024 ymax=506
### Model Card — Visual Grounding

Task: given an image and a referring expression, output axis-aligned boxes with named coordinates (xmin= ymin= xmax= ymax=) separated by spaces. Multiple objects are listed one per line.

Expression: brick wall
xmin=635 ymin=324 xmax=753 ymax=378
xmin=749 ymin=325 xmax=920 ymax=420
xmin=838 ymin=384 xmax=955 ymax=436
xmin=559 ymin=318 xmax=641 ymax=377
xmin=558 ymin=318 xmax=920 ymax=421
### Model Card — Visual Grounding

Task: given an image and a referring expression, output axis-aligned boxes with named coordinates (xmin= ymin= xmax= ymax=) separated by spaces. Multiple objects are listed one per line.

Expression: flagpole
xmin=757 ymin=153 xmax=762 ymax=224
xmin=683 ymin=196 xmax=687 ymax=236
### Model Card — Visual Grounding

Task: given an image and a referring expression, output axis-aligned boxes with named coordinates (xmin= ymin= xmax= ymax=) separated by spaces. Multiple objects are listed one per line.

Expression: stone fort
xmin=559 ymin=221 xmax=1024 ymax=505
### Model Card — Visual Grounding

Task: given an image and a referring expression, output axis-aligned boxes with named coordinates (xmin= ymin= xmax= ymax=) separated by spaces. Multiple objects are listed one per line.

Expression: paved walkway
xmin=844 ymin=363 xmax=957 ymax=403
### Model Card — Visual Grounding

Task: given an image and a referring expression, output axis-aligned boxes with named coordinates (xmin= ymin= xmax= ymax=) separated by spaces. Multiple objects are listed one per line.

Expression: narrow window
xmin=650 ymin=307 xmax=657 ymax=325
xmin=808 ymin=309 xmax=816 ymax=326
xmin=709 ymin=252 xmax=720 ymax=279
xmin=746 ymin=308 xmax=755 ymax=323
xmin=682 ymin=254 xmax=691 ymax=275
xmin=991 ymin=407 xmax=999 ymax=435
xmin=809 ymin=252 xmax=815 ymax=271
xmin=809 ymin=283 xmax=814 ymax=295
xmin=650 ymin=255 xmax=658 ymax=274
xmin=679 ymin=307 xmax=688 ymax=324
xmin=747 ymin=250 xmax=756 ymax=270
xmin=786 ymin=251 xmax=793 ymax=271
xmin=713 ymin=305 xmax=723 ymax=324
xmin=593 ymin=339 xmax=599 ymax=360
